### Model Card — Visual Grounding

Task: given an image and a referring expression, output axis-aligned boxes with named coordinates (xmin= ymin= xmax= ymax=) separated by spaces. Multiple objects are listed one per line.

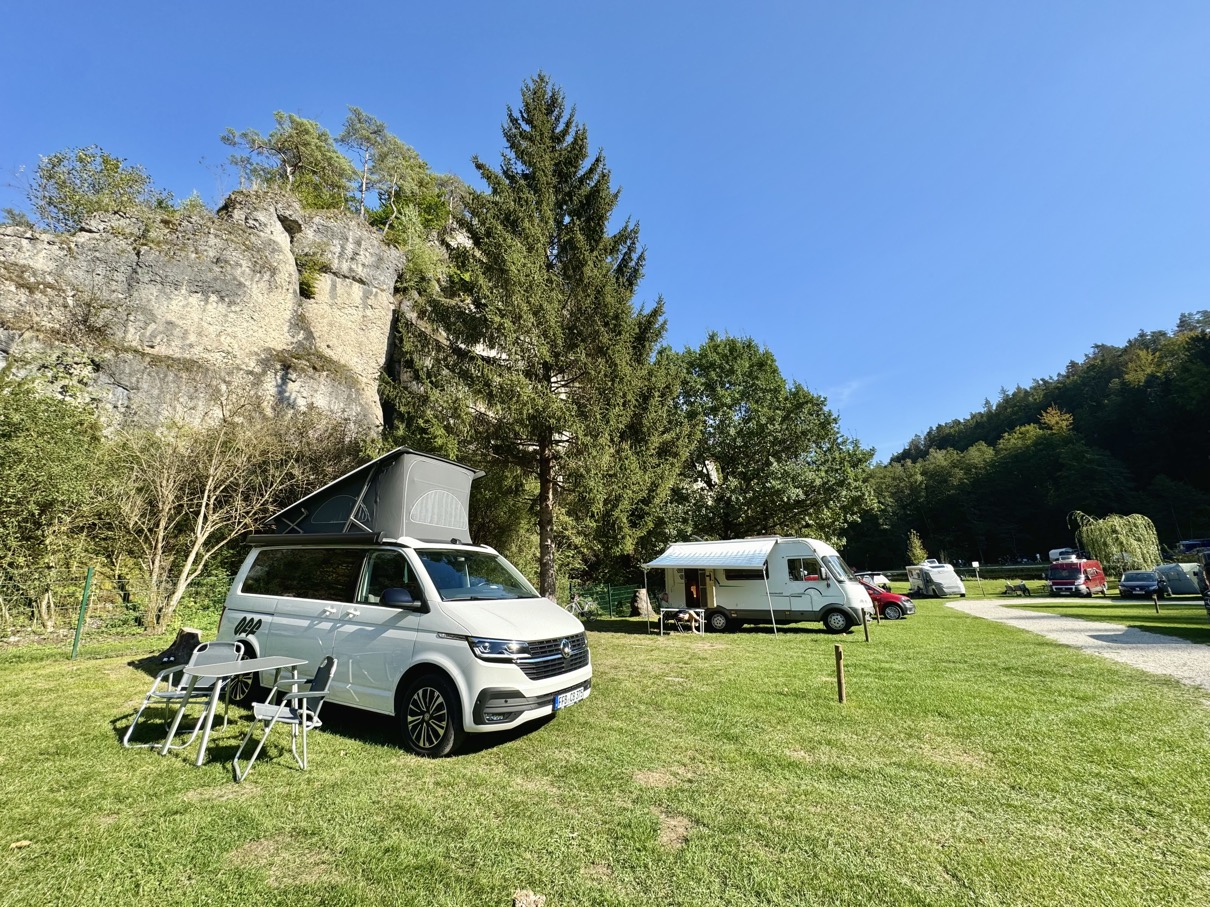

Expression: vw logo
xmin=559 ymin=638 xmax=573 ymax=659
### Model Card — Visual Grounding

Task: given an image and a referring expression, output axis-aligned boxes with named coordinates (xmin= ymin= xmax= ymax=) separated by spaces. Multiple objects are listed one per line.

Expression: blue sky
xmin=4 ymin=2 xmax=1208 ymax=459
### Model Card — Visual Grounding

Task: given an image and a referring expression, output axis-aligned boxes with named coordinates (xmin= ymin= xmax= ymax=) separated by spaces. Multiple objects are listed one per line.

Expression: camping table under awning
xmin=642 ymin=538 xmax=781 ymax=634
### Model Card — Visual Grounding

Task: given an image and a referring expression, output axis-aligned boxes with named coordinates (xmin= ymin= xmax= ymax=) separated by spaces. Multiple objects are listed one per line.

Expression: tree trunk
xmin=37 ymin=588 xmax=55 ymax=632
xmin=538 ymin=439 xmax=557 ymax=598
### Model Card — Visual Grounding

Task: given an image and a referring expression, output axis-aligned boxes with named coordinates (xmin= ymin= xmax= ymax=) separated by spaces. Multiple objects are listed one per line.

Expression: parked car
xmin=858 ymin=579 xmax=916 ymax=620
xmin=855 ymin=572 xmax=892 ymax=591
xmin=1117 ymin=570 xmax=1169 ymax=599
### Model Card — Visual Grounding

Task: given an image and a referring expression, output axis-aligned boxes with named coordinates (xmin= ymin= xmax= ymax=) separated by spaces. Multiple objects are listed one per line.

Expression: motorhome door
xmin=683 ymin=569 xmax=707 ymax=608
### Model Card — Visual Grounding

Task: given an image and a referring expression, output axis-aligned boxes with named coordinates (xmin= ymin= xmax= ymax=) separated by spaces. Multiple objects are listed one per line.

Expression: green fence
xmin=571 ymin=583 xmax=640 ymax=618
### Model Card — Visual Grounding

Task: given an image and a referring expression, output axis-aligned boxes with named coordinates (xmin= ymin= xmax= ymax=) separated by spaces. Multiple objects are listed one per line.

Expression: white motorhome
xmin=643 ymin=537 xmax=873 ymax=633
xmin=217 ymin=448 xmax=591 ymax=758
xmin=906 ymin=560 xmax=966 ymax=597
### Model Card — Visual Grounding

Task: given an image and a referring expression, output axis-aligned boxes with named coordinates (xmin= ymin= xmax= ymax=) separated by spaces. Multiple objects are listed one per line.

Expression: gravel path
xmin=947 ymin=599 xmax=1210 ymax=694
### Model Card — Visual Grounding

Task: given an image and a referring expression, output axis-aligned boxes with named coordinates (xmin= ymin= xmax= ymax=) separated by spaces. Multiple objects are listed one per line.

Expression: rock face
xmin=0 ymin=191 xmax=406 ymax=429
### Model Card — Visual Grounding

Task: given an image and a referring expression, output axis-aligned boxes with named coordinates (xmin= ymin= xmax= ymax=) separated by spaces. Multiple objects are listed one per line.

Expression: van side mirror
xmin=382 ymin=587 xmax=427 ymax=611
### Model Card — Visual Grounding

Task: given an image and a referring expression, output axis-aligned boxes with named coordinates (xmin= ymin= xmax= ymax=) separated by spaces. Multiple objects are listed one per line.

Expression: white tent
xmin=642 ymin=538 xmax=780 ymax=634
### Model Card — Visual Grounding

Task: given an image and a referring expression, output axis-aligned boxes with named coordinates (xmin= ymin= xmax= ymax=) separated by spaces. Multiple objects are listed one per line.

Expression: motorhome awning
xmin=643 ymin=538 xmax=779 ymax=570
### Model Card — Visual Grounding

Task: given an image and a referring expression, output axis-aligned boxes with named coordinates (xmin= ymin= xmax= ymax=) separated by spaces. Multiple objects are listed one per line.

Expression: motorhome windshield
xmin=417 ymin=549 xmax=540 ymax=602
xmin=821 ymin=555 xmax=857 ymax=583
xmin=1049 ymin=564 xmax=1082 ymax=579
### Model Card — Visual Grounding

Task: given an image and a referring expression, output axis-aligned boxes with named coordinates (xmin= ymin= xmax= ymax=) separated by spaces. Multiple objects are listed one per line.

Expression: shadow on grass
xmin=586 ymin=616 xmax=857 ymax=638
xmin=112 ymin=696 xmax=557 ymax=765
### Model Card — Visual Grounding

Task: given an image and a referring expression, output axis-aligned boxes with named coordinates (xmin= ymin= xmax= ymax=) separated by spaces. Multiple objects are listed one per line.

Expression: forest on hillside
xmin=843 ymin=312 xmax=1210 ymax=570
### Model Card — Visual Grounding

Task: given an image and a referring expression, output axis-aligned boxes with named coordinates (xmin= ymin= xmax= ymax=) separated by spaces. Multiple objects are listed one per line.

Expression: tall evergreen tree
xmin=395 ymin=73 xmax=687 ymax=595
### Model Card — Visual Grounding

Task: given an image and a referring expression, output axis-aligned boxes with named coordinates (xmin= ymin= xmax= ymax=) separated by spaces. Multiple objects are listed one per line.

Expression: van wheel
xmin=706 ymin=610 xmax=732 ymax=632
xmin=226 ymin=671 xmax=261 ymax=707
xmin=822 ymin=610 xmax=851 ymax=634
xmin=399 ymin=674 xmax=464 ymax=758
xmin=883 ymin=604 xmax=904 ymax=621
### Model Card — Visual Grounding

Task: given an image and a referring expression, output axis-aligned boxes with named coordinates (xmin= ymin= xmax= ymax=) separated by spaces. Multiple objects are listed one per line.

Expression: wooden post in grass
xmin=862 ymin=609 xmax=870 ymax=642
xmin=835 ymin=644 xmax=846 ymax=703
xmin=1154 ymin=594 xmax=1160 ymax=614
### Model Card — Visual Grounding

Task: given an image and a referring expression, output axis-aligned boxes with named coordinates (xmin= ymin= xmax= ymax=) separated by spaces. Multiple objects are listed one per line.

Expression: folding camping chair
xmin=122 ymin=640 xmax=244 ymax=748
xmin=232 ymin=656 xmax=337 ymax=782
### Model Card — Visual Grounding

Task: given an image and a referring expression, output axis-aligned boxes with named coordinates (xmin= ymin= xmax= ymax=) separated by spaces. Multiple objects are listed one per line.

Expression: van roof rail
xmin=245 ymin=531 xmax=384 ymax=547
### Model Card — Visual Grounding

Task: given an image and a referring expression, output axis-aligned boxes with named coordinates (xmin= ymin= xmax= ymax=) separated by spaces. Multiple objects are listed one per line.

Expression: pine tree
xmin=396 ymin=73 xmax=687 ymax=595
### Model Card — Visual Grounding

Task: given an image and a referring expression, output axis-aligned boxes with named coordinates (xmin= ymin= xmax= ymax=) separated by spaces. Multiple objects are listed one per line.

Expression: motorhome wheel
xmin=822 ymin=610 xmax=851 ymax=633
xmin=707 ymin=610 xmax=732 ymax=632
xmin=883 ymin=604 xmax=903 ymax=621
xmin=399 ymin=673 xmax=464 ymax=758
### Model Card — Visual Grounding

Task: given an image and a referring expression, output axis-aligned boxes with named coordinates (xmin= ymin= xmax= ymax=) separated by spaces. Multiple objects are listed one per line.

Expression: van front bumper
xmin=472 ymin=677 xmax=593 ymax=727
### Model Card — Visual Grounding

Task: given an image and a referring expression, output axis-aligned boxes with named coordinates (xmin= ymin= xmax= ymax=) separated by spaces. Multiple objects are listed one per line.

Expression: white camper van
xmin=217 ymin=448 xmax=591 ymax=758
xmin=906 ymin=560 xmax=966 ymax=597
xmin=644 ymin=537 xmax=874 ymax=633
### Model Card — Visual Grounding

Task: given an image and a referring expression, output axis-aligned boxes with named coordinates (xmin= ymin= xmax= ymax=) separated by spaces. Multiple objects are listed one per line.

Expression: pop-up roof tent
xmin=266 ymin=447 xmax=484 ymax=544
xmin=642 ymin=538 xmax=781 ymax=634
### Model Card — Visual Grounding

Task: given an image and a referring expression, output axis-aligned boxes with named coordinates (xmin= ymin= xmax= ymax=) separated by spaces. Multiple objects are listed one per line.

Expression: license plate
xmin=554 ymin=685 xmax=589 ymax=711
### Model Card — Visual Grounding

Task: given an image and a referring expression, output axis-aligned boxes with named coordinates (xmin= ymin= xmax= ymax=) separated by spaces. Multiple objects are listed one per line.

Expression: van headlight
xmin=467 ymin=637 xmax=531 ymax=662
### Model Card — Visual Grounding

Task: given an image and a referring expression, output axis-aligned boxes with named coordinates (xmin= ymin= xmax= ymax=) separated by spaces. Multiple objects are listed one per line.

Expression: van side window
xmin=241 ymin=548 xmax=363 ymax=602
xmin=723 ymin=565 xmax=768 ymax=581
xmin=788 ymin=557 xmax=822 ymax=582
xmin=360 ymin=551 xmax=423 ymax=605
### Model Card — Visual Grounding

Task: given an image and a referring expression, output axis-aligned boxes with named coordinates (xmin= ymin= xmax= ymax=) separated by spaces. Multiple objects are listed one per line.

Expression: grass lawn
xmin=2 ymin=603 xmax=1209 ymax=907
xmin=1009 ymin=595 xmax=1210 ymax=646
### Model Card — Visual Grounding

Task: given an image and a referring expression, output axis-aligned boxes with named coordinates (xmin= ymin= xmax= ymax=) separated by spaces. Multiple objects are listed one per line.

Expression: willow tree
xmin=1070 ymin=511 xmax=1161 ymax=572
xmin=395 ymin=73 xmax=686 ymax=595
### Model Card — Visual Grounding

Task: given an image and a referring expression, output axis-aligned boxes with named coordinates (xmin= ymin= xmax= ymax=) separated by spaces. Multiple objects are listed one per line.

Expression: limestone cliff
xmin=0 ymin=191 xmax=406 ymax=429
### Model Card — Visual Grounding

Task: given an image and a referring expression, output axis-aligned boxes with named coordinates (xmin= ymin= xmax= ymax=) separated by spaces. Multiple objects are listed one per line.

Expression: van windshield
xmin=417 ymin=549 xmax=540 ymax=602
xmin=1049 ymin=564 xmax=1082 ymax=579
xmin=821 ymin=555 xmax=857 ymax=583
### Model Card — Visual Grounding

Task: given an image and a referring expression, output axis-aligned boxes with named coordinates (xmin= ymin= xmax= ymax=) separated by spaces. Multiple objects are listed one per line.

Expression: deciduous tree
xmin=222 ymin=113 xmax=355 ymax=209
xmin=26 ymin=145 xmax=173 ymax=232
xmin=108 ymin=401 xmax=365 ymax=630
xmin=672 ymin=333 xmax=874 ymax=544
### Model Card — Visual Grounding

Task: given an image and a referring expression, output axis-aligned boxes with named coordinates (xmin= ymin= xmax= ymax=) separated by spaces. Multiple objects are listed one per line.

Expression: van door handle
xmin=344 ymin=608 xmax=360 ymax=617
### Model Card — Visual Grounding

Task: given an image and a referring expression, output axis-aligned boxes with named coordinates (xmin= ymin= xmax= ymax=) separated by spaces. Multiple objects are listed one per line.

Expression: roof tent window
xmin=310 ymin=495 xmax=371 ymax=527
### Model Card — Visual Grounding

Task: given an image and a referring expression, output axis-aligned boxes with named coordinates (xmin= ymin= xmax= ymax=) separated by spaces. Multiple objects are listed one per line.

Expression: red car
xmin=858 ymin=579 xmax=916 ymax=620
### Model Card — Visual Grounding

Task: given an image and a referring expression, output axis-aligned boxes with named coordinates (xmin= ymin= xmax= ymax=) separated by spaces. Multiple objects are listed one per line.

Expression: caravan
xmin=906 ymin=560 xmax=966 ymax=597
xmin=643 ymin=537 xmax=874 ymax=633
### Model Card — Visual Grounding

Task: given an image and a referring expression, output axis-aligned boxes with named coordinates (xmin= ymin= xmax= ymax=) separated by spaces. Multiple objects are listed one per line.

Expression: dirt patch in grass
xmin=227 ymin=837 xmax=331 ymax=887
xmin=918 ymin=735 xmax=989 ymax=769
xmin=186 ymin=784 xmax=259 ymax=804
xmin=583 ymin=862 xmax=613 ymax=879
xmin=654 ymin=808 xmax=692 ymax=849
xmin=634 ymin=770 xmax=679 ymax=788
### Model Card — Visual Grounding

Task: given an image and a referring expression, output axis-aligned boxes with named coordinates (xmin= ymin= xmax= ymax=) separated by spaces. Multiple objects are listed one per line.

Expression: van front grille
xmin=518 ymin=633 xmax=590 ymax=680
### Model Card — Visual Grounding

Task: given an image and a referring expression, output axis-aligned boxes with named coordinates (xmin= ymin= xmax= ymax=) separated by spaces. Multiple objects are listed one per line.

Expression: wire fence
xmin=570 ymin=583 xmax=640 ymax=618
xmin=0 ymin=567 xmax=142 ymax=643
